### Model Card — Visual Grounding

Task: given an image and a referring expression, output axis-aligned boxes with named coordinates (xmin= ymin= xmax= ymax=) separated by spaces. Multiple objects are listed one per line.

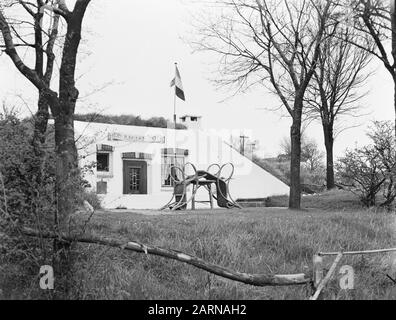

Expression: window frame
xmin=96 ymin=152 xmax=110 ymax=173
xmin=161 ymin=153 xmax=186 ymax=188
xmin=96 ymin=180 xmax=108 ymax=195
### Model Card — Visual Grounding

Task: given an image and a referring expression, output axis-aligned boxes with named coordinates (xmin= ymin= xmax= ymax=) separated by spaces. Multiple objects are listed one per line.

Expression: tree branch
xmin=21 ymin=226 xmax=311 ymax=287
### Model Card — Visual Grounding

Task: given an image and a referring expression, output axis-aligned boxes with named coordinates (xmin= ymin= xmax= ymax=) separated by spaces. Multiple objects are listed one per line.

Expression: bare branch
xmin=21 ymin=226 xmax=311 ymax=287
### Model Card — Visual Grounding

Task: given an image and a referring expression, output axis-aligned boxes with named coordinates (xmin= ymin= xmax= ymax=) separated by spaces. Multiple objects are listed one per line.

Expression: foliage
xmin=279 ymin=136 xmax=325 ymax=170
xmin=81 ymin=191 xmax=102 ymax=210
xmin=0 ymin=112 xmax=56 ymax=225
xmin=255 ymin=154 xmax=326 ymax=194
xmin=0 ymin=111 xmax=56 ymax=299
xmin=336 ymin=121 xmax=396 ymax=208
xmin=73 ymin=113 xmax=187 ymax=130
xmin=367 ymin=121 xmax=396 ymax=206
xmin=0 ymin=111 xmax=100 ymax=299
xmin=253 ymin=156 xmax=289 ymax=186
xmin=254 ymin=137 xmax=326 ymax=191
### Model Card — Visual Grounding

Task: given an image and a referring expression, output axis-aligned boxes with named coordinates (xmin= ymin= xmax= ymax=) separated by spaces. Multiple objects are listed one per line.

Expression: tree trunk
xmin=394 ymin=81 xmax=396 ymax=141
xmin=52 ymin=113 xmax=79 ymax=298
xmin=323 ymin=123 xmax=335 ymax=190
xmin=289 ymin=101 xmax=302 ymax=209
xmin=392 ymin=2 xmax=396 ymax=139
xmin=32 ymin=91 xmax=50 ymax=151
xmin=54 ymin=113 xmax=78 ymax=225
xmin=50 ymin=4 xmax=90 ymax=296
xmin=28 ymin=91 xmax=50 ymax=191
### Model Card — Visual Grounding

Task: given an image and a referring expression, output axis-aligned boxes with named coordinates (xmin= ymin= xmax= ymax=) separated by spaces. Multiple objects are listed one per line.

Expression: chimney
xmin=179 ymin=115 xmax=202 ymax=130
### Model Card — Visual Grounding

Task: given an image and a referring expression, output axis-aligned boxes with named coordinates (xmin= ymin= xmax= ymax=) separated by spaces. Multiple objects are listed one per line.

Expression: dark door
xmin=123 ymin=160 xmax=147 ymax=194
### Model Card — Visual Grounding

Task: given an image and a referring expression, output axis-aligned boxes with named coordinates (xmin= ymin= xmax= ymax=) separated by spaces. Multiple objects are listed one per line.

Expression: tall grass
xmin=71 ymin=205 xmax=395 ymax=300
xmin=2 ymin=190 xmax=394 ymax=300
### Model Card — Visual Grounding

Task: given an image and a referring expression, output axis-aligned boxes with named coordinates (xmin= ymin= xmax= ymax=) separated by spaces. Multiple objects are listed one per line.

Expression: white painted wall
xmin=75 ymin=121 xmax=289 ymax=209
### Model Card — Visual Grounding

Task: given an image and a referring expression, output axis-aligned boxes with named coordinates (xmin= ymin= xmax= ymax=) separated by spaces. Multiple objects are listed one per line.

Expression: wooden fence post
xmin=310 ymin=253 xmax=343 ymax=300
xmin=313 ymin=254 xmax=323 ymax=289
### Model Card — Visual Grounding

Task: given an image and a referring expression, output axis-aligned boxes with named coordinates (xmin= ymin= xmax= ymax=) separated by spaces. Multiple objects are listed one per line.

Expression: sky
xmin=0 ymin=0 xmax=394 ymax=159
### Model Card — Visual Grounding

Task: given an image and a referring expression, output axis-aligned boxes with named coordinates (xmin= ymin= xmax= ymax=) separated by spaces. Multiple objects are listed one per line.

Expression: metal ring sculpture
xmin=207 ymin=163 xmax=221 ymax=176
xmin=161 ymin=162 xmax=241 ymax=210
xmin=160 ymin=163 xmax=199 ymax=211
xmin=203 ymin=163 xmax=220 ymax=198
xmin=183 ymin=162 xmax=198 ymax=178
xmin=168 ymin=165 xmax=186 ymax=185
xmin=217 ymin=163 xmax=242 ymax=209
xmin=159 ymin=165 xmax=185 ymax=211
xmin=202 ymin=163 xmax=241 ymax=209
xmin=202 ymin=163 xmax=220 ymax=199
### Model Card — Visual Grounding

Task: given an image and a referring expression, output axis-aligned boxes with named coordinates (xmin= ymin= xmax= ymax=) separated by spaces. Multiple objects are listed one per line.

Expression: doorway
xmin=123 ymin=160 xmax=147 ymax=195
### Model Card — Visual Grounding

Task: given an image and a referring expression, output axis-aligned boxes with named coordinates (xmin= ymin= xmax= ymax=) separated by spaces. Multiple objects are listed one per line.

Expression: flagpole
xmin=173 ymin=62 xmax=177 ymax=129
xmin=173 ymin=63 xmax=177 ymax=182
xmin=173 ymin=89 xmax=177 ymax=128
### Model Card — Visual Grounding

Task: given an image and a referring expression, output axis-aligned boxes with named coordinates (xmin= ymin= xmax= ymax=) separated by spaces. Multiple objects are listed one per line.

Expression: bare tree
xmin=340 ymin=0 xmax=396 ymax=135
xmin=302 ymin=139 xmax=325 ymax=173
xmin=304 ymin=24 xmax=372 ymax=190
xmin=191 ymin=0 xmax=335 ymax=209
xmin=279 ymin=135 xmax=324 ymax=173
xmin=0 ymin=1 xmax=61 ymax=154
xmin=0 ymin=0 xmax=91 ymax=291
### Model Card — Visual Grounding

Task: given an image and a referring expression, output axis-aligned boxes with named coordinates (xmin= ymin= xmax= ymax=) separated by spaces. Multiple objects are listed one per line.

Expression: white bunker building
xmin=76 ymin=115 xmax=289 ymax=209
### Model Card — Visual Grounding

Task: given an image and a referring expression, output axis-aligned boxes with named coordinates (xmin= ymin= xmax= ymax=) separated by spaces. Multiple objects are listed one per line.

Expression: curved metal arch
xmin=218 ymin=163 xmax=235 ymax=183
xmin=217 ymin=163 xmax=241 ymax=209
xmin=168 ymin=165 xmax=186 ymax=185
xmin=161 ymin=163 xmax=200 ymax=211
xmin=207 ymin=163 xmax=221 ymax=177
xmin=183 ymin=162 xmax=198 ymax=179
xmin=161 ymin=162 xmax=242 ymax=210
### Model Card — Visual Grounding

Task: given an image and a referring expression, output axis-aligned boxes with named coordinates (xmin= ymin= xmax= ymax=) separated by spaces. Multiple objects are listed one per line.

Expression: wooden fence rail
xmin=318 ymin=248 xmax=396 ymax=257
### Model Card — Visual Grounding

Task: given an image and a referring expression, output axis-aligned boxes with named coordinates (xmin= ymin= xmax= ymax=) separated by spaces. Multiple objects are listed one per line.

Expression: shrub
xmin=0 ymin=111 xmax=91 ymax=298
xmin=81 ymin=191 xmax=102 ymax=210
xmin=336 ymin=121 xmax=396 ymax=208
xmin=337 ymin=146 xmax=384 ymax=206
xmin=73 ymin=113 xmax=187 ymax=130
xmin=0 ymin=111 xmax=56 ymax=298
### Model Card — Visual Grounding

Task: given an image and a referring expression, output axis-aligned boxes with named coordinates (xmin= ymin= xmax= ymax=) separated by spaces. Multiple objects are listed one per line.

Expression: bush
xmin=0 ymin=112 xmax=56 ymax=225
xmin=82 ymin=191 xmax=102 ymax=210
xmin=0 ymin=111 xmax=56 ymax=299
xmin=0 ymin=111 xmax=92 ymax=298
xmin=336 ymin=121 xmax=396 ymax=208
xmin=73 ymin=113 xmax=187 ymax=130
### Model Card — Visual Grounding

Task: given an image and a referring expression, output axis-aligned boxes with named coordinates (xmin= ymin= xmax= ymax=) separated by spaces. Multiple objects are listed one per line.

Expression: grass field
xmin=266 ymin=189 xmax=365 ymax=210
xmin=1 ymin=190 xmax=395 ymax=300
xmin=68 ymin=191 xmax=396 ymax=300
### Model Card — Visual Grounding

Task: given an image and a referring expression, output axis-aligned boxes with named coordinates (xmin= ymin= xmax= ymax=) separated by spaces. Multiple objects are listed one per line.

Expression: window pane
xmin=128 ymin=167 xmax=141 ymax=192
xmin=97 ymin=181 xmax=107 ymax=194
xmin=97 ymin=153 xmax=109 ymax=172
xmin=161 ymin=154 xmax=185 ymax=187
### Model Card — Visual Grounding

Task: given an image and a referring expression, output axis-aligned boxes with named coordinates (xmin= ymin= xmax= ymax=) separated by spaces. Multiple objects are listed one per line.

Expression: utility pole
xmin=239 ymin=133 xmax=249 ymax=156
xmin=247 ymin=142 xmax=256 ymax=159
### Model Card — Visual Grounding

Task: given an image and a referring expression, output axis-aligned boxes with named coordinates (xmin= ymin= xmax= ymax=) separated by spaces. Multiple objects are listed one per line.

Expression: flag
xmin=170 ymin=64 xmax=185 ymax=101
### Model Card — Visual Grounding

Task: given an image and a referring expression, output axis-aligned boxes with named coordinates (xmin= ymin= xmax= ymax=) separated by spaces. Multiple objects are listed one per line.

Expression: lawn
xmin=69 ymin=191 xmax=396 ymax=300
